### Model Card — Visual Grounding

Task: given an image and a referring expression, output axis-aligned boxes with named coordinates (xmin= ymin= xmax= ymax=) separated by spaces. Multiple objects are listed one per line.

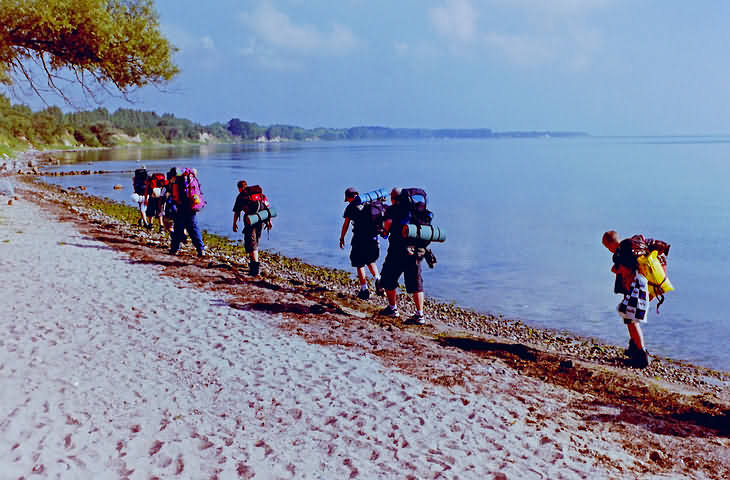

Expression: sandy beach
xmin=1 ymin=177 xmax=729 ymax=479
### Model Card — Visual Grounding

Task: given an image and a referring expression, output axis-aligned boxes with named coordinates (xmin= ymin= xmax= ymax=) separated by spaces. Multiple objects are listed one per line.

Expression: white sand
xmin=0 ymin=193 xmax=725 ymax=479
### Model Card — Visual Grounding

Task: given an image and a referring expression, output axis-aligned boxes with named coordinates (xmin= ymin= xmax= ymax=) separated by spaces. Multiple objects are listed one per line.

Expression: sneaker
xmin=374 ymin=278 xmax=385 ymax=297
xmin=357 ymin=288 xmax=370 ymax=300
xmin=379 ymin=305 xmax=399 ymax=318
xmin=404 ymin=313 xmax=426 ymax=325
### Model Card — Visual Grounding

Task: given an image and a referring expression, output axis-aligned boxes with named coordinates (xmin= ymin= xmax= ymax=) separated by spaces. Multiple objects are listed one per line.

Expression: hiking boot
xmin=249 ymin=260 xmax=260 ymax=277
xmin=197 ymin=248 xmax=206 ymax=257
xmin=625 ymin=339 xmax=640 ymax=357
xmin=404 ymin=312 xmax=426 ymax=325
xmin=357 ymin=288 xmax=370 ymax=300
xmin=379 ymin=305 xmax=399 ymax=318
xmin=374 ymin=278 xmax=384 ymax=297
xmin=631 ymin=349 xmax=651 ymax=369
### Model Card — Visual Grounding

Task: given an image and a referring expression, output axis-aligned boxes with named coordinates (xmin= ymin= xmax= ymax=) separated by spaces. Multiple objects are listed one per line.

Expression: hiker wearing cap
xmin=233 ymin=180 xmax=273 ymax=276
xmin=340 ymin=187 xmax=383 ymax=300
xmin=602 ymin=230 xmax=671 ymax=369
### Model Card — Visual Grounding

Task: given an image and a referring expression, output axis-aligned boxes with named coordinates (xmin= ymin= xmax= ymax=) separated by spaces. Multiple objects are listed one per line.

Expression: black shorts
xmin=380 ymin=248 xmax=423 ymax=293
xmin=146 ymin=197 xmax=163 ymax=217
xmin=243 ymin=223 xmax=263 ymax=252
xmin=350 ymin=237 xmax=379 ymax=268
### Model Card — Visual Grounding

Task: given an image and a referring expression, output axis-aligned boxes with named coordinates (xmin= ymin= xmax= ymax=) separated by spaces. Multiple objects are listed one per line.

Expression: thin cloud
xmin=428 ymin=0 xmax=478 ymax=44
xmin=240 ymin=3 xmax=358 ymax=56
xmin=425 ymin=0 xmax=607 ymax=69
xmin=484 ymin=32 xmax=554 ymax=66
xmin=160 ymin=24 xmax=221 ymax=69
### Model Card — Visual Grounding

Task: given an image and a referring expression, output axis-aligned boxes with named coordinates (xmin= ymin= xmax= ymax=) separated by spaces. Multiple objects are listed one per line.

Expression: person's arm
xmin=340 ymin=218 xmax=350 ymax=249
xmin=232 ymin=211 xmax=240 ymax=232
xmin=382 ymin=218 xmax=392 ymax=237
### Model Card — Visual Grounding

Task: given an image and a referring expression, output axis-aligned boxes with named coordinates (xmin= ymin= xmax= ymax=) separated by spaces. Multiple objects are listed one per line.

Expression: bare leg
xmin=413 ymin=291 xmax=424 ymax=312
xmin=367 ymin=262 xmax=380 ymax=279
xmin=356 ymin=266 xmax=367 ymax=286
xmin=386 ymin=289 xmax=397 ymax=307
xmin=139 ymin=203 xmax=148 ymax=225
xmin=627 ymin=323 xmax=645 ymax=350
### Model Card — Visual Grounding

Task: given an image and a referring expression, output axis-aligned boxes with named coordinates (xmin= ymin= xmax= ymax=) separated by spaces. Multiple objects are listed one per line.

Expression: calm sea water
xmin=45 ymin=138 xmax=730 ymax=371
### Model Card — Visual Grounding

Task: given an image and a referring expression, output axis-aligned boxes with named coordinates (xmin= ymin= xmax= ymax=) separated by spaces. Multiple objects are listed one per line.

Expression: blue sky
xmin=99 ymin=1 xmax=730 ymax=135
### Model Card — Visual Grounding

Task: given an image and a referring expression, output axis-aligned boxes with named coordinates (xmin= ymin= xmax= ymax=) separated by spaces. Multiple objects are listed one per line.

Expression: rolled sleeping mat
xmin=356 ymin=188 xmax=387 ymax=204
xmin=402 ymin=224 xmax=446 ymax=243
xmin=244 ymin=207 xmax=278 ymax=226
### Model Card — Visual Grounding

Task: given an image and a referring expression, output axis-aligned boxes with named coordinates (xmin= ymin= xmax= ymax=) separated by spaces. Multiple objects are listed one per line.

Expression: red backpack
xmin=147 ymin=173 xmax=167 ymax=197
xmin=242 ymin=185 xmax=270 ymax=214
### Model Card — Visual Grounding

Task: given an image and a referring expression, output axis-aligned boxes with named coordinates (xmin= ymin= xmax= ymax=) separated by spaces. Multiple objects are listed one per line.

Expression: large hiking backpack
xmin=132 ymin=168 xmax=148 ymax=195
xmin=171 ymin=168 xmax=206 ymax=212
xmin=398 ymin=188 xmax=433 ymax=226
xmin=148 ymin=173 xmax=167 ymax=197
xmin=241 ymin=185 xmax=270 ymax=214
xmin=354 ymin=198 xmax=386 ymax=237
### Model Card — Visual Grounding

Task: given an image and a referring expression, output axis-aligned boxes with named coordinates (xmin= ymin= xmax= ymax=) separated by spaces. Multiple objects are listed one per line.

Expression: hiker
xmin=232 ymin=180 xmax=273 ymax=276
xmin=169 ymin=168 xmax=206 ymax=257
xmin=161 ymin=168 xmax=178 ymax=235
xmin=378 ymin=187 xmax=432 ymax=325
xmin=602 ymin=230 xmax=671 ymax=368
xmin=144 ymin=171 xmax=167 ymax=231
xmin=132 ymin=166 xmax=149 ymax=227
xmin=339 ymin=187 xmax=383 ymax=300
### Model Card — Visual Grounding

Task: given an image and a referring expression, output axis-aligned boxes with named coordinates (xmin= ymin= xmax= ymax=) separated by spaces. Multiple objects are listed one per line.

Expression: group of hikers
xmin=132 ymin=166 xmax=274 ymax=270
xmin=132 ymin=167 xmax=673 ymax=368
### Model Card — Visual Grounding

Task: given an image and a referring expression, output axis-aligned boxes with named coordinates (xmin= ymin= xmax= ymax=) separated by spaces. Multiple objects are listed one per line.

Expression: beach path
xmin=0 ymin=192 xmax=728 ymax=479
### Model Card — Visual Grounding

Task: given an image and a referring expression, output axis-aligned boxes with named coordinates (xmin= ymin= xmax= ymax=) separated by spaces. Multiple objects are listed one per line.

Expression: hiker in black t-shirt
xmin=378 ymin=187 xmax=427 ymax=325
xmin=339 ymin=187 xmax=383 ymax=300
xmin=602 ymin=230 xmax=670 ymax=369
xmin=233 ymin=180 xmax=272 ymax=276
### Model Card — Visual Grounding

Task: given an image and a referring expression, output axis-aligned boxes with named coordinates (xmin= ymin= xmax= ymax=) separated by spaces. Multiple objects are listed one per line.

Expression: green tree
xmin=0 ymin=0 xmax=178 ymax=103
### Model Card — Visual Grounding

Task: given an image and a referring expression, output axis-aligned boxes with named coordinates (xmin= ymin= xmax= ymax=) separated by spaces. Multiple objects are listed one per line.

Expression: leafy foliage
xmin=0 ymin=94 xmax=233 ymax=149
xmin=0 ymin=0 xmax=178 ymax=104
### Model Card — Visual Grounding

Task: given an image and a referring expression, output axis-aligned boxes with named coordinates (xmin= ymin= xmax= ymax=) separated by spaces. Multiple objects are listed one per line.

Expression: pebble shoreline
xmin=3 ymin=148 xmax=730 ymax=397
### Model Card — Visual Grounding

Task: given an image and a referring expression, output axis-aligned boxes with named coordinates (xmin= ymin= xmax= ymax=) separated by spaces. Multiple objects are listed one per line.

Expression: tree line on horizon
xmin=226 ymin=118 xmax=588 ymax=141
xmin=0 ymin=94 xmax=589 ymax=153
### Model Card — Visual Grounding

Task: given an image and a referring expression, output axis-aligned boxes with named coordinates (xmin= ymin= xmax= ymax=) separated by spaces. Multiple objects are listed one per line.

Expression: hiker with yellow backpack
xmin=602 ymin=230 xmax=674 ymax=368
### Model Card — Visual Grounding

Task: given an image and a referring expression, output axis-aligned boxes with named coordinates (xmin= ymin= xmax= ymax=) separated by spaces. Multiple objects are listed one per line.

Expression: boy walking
xmin=602 ymin=230 xmax=670 ymax=368
xmin=339 ymin=187 xmax=382 ymax=300
xmin=233 ymin=180 xmax=273 ymax=276
xmin=378 ymin=187 xmax=428 ymax=325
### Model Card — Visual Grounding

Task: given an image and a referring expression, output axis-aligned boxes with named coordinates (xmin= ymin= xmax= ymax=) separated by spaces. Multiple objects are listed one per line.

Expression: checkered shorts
xmin=618 ymin=273 xmax=649 ymax=324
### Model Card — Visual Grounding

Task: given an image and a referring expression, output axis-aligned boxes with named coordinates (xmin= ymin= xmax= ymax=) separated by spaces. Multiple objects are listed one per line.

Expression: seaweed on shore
xmin=17 ymin=175 xmax=730 ymax=413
